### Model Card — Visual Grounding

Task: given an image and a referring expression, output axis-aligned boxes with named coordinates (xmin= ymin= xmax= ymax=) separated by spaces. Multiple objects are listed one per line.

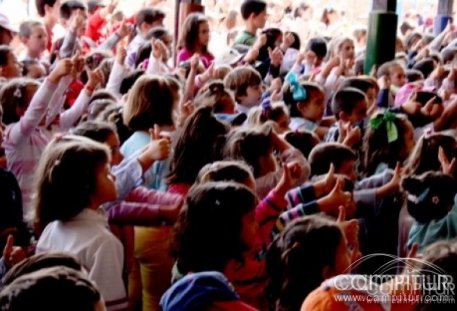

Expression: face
xmin=241 ymin=209 xmax=258 ymax=250
xmin=337 ymin=159 xmax=357 ymax=183
xmin=0 ymin=28 xmax=13 ymax=45
xmin=93 ymin=162 xmax=117 ymax=206
xmin=26 ymin=25 xmax=48 ymax=55
xmin=390 ymin=67 xmax=406 ymax=87
xmin=46 ymin=0 xmax=61 ymax=24
xmin=365 ymin=87 xmax=377 ymax=110
xmin=105 ymin=133 xmax=123 ymax=166
xmin=198 ymin=21 xmax=210 ymax=47
xmin=25 ymin=63 xmax=46 ymax=79
xmin=274 ymin=113 xmax=290 ymax=134
xmin=1 ymin=52 xmax=22 ymax=78
xmin=252 ymin=9 xmax=267 ymax=29
xmin=340 ymin=40 xmax=355 ymax=60
xmin=239 ymin=84 xmax=262 ymax=107
xmin=344 ymin=100 xmax=367 ymax=124
xmin=300 ymin=92 xmax=325 ymax=122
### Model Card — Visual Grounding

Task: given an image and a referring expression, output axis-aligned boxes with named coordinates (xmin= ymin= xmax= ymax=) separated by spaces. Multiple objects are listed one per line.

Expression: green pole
xmin=364 ymin=0 xmax=398 ymax=74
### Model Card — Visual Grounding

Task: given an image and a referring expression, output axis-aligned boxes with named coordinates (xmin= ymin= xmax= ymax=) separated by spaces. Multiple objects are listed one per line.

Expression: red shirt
xmin=85 ymin=10 xmax=106 ymax=44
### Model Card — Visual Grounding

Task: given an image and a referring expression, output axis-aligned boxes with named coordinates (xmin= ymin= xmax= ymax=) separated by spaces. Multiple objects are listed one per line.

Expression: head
xmin=240 ymin=0 xmax=267 ymax=29
xmin=404 ymin=32 xmax=422 ymax=52
xmin=224 ymin=124 xmax=275 ymax=178
xmin=136 ymin=8 xmax=165 ymax=37
xmin=247 ymin=101 xmax=289 ymax=134
xmin=0 ymin=267 xmax=104 ymax=311
xmin=171 ymin=182 xmax=257 ymax=274
xmin=363 ymin=112 xmax=415 ymax=175
xmin=224 ymin=66 xmax=262 ymax=107
xmin=36 ymin=0 xmax=61 ymax=25
xmin=0 ymin=13 xmax=17 ymax=45
xmin=284 ymin=130 xmax=320 ymax=159
xmin=72 ymin=121 xmax=123 ymax=166
xmin=0 ymin=45 xmax=22 ymax=78
xmin=179 ymin=13 xmax=210 ymax=53
xmin=283 ymin=81 xmax=325 ymax=122
xmin=331 ymin=87 xmax=367 ymax=123
xmin=406 ymin=69 xmax=424 ymax=83
xmin=194 ymin=80 xmax=236 ymax=114
xmin=333 ymin=37 xmax=355 ymax=60
xmin=19 ymin=21 xmax=48 ymax=57
xmin=402 ymin=171 xmax=457 ymax=224
xmin=377 ymin=61 xmax=406 ymax=88
xmin=86 ymin=98 xmax=116 ymax=121
xmin=21 ymin=59 xmax=46 ymax=79
xmin=266 ymin=215 xmax=350 ymax=311
xmin=413 ymin=57 xmax=436 ymax=79
xmin=123 ymin=75 xmax=178 ymax=131
xmin=339 ymin=77 xmax=378 ymax=111
xmin=196 ymin=160 xmax=255 ymax=191
xmin=0 ymin=78 xmax=39 ymax=124
xmin=306 ymin=37 xmax=327 ymax=67
xmin=59 ymin=0 xmax=87 ymax=34
xmin=308 ymin=142 xmax=357 ymax=182
xmin=34 ymin=135 xmax=115 ymax=235
xmin=404 ymin=132 xmax=457 ymax=178
xmin=167 ymin=106 xmax=229 ymax=185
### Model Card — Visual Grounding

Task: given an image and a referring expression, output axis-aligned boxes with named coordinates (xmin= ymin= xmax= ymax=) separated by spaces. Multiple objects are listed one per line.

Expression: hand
xmin=116 ymin=19 xmax=131 ymax=39
xmin=323 ymin=178 xmax=353 ymax=215
xmin=378 ymin=75 xmax=391 ymax=90
xmin=283 ymin=32 xmax=295 ymax=50
xmin=49 ymin=58 xmax=73 ymax=83
xmin=305 ymin=50 xmax=317 ymax=65
xmin=2 ymin=235 xmax=26 ymax=269
xmin=420 ymin=96 xmax=437 ymax=117
xmin=295 ymin=51 xmax=305 ymax=64
xmin=71 ymin=51 xmax=84 ymax=78
xmin=438 ymin=146 xmax=457 ymax=176
xmin=70 ymin=10 xmax=85 ymax=33
xmin=86 ymin=68 xmax=103 ymax=90
xmin=341 ymin=123 xmax=362 ymax=147
xmin=269 ymin=78 xmax=282 ymax=94
xmin=154 ymin=39 xmax=169 ymax=61
xmin=146 ymin=125 xmax=171 ymax=161
xmin=323 ymin=163 xmax=337 ymax=193
xmin=276 ymin=162 xmax=301 ymax=195
xmin=107 ymin=0 xmax=118 ymax=14
xmin=201 ymin=62 xmax=215 ymax=81
xmin=387 ymin=162 xmax=403 ymax=192
xmin=116 ymin=45 xmax=127 ymax=65
xmin=254 ymin=34 xmax=267 ymax=50
xmin=269 ymin=47 xmax=283 ymax=68
xmin=178 ymin=100 xmax=195 ymax=127
xmin=190 ymin=53 xmax=200 ymax=71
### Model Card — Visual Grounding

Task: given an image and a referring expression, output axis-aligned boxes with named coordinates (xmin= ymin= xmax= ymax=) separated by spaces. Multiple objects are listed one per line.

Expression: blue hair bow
xmin=285 ymin=72 xmax=307 ymax=102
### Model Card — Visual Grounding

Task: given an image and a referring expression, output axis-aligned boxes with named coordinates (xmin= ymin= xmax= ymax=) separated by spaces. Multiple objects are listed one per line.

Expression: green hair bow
xmin=369 ymin=111 xmax=398 ymax=143
xmin=285 ymin=72 xmax=307 ymax=102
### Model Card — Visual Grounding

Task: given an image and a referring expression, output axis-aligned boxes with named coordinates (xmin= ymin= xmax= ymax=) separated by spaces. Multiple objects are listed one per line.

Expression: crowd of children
xmin=1 ymin=0 xmax=457 ymax=310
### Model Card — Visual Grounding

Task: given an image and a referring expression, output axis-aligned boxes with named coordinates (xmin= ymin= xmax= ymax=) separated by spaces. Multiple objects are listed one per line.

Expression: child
xmin=283 ymin=74 xmax=328 ymax=139
xmin=21 ymin=59 xmax=47 ymax=79
xmin=0 ymin=46 xmax=22 ymax=79
xmin=35 ymin=135 xmax=127 ymax=310
xmin=234 ymin=0 xmax=267 ymax=47
xmin=18 ymin=21 xmax=48 ymax=62
xmin=363 ymin=112 xmax=415 ymax=175
xmin=377 ymin=60 xmax=406 ymax=96
xmin=403 ymin=172 xmax=457 ymax=251
xmin=224 ymin=66 xmax=263 ymax=114
xmin=247 ymin=99 xmax=290 ymax=134
xmin=177 ymin=13 xmax=214 ymax=68
xmin=35 ymin=0 xmax=61 ymax=51
xmin=266 ymin=214 xmax=358 ymax=311
xmin=324 ymin=87 xmax=368 ymax=147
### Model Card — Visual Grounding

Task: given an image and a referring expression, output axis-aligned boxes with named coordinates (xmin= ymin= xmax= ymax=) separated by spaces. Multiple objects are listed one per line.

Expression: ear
xmin=339 ymin=111 xmax=349 ymax=122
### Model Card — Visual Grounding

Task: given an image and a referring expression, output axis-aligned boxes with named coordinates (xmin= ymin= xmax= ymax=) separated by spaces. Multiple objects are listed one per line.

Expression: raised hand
xmin=146 ymin=124 xmax=171 ymax=161
xmin=49 ymin=58 xmax=74 ymax=83
xmin=439 ymin=146 xmax=457 ymax=176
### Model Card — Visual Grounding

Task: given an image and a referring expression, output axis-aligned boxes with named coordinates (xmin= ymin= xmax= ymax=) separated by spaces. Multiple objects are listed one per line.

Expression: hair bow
xmin=407 ymin=188 xmax=430 ymax=204
xmin=369 ymin=111 xmax=398 ymax=143
xmin=285 ymin=72 xmax=307 ymax=102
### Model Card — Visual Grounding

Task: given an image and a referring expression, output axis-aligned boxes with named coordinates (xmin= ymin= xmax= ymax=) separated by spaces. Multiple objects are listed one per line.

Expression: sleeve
xmin=107 ymin=201 xmax=161 ymax=225
xmin=90 ymin=238 xmax=128 ymax=311
xmin=0 ymin=258 xmax=8 ymax=281
xmin=285 ymin=184 xmax=317 ymax=208
xmin=255 ymin=189 xmax=287 ymax=246
xmin=146 ymin=54 xmax=167 ymax=75
xmin=60 ymin=30 xmax=78 ymax=58
xmin=124 ymin=187 xmax=183 ymax=207
xmin=271 ymin=201 xmax=320 ymax=238
xmin=354 ymin=189 xmax=377 ymax=208
xmin=106 ymin=61 xmax=128 ymax=97
xmin=356 ymin=170 xmax=393 ymax=190
xmin=377 ymin=88 xmax=390 ymax=108
xmin=44 ymin=76 xmax=72 ymax=128
xmin=59 ymin=88 xmax=90 ymax=129
xmin=99 ymin=32 xmax=121 ymax=52
xmin=4 ymin=79 xmax=57 ymax=145
xmin=111 ymin=155 xmax=143 ymax=201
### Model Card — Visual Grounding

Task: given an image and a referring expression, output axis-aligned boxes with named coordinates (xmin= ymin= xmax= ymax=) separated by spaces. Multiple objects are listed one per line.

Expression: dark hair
xmin=34 ymin=135 xmax=110 ymax=235
xmin=285 ymin=131 xmax=320 ymax=158
xmin=86 ymin=98 xmax=116 ymax=120
xmin=0 ymin=78 xmax=40 ymax=124
xmin=340 ymin=77 xmax=376 ymax=94
xmin=240 ymin=0 xmax=267 ymax=20
xmin=266 ymin=216 xmax=343 ymax=311
xmin=402 ymin=171 xmax=457 ymax=224
xmin=171 ymin=182 xmax=257 ymax=274
xmin=59 ymin=0 xmax=86 ymax=20
xmin=35 ymin=0 xmax=58 ymax=17
xmin=119 ymin=69 xmax=145 ymax=95
xmin=308 ymin=142 xmax=356 ymax=176
xmin=135 ymin=27 xmax=171 ymax=68
xmin=99 ymin=104 xmax=132 ymax=145
xmin=0 ymin=267 xmax=101 ymax=311
xmin=196 ymin=160 xmax=253 ymax=185
xmin=306 ymin=37 xmax=328 ymax=59
xmin=178 ymin=13 xmax=209 ymax=53
xmin=288 ymin=31 xmax=301 ymax=50
xmin=404 ymin=32 xmax=422 ymax=51
xmin=376 ymin=60 xmax=403 ymax=79
xmin=21 ymin=59 xmax=42 ymax=77
xmin=194 ymin=80 xmax=235 ymax=113
xmin=283 ymin=81 xmax=324 ymax=118
xmin=331 ymin=87 xmax=366 ymax=120
xmin=2 ymin=252 xmax=83 ymax=286
xmin=89 ymin=89 xmax=117 ymax=104
xmin=258 ymin=28 xmax=283 ymax=61
xmin=224 ymin=124 xmax=273 ymax=177
xmin=354 ymin=57 xmax=364 ymax=76
xmin=72 ymin=121 xmax=116 ymax=143
xmin=363 ymin=113 xmax=412 ymax=175
xmin=406 ymin=69 xmax=424 ymax=82
xmin=0 ymin=45 xmax=12 ymax=67
xmin=136 ymin=8 xmax=165 ymax=27
xmin=167 ymin=106 xmax=229 ymax=185
xmin=413 ymin=58 xmax=436 ymax=79
xmin=441 ymin=47 xmax=457 ymax=64
xmin=400 ymin=21 xmax=414 ymax=37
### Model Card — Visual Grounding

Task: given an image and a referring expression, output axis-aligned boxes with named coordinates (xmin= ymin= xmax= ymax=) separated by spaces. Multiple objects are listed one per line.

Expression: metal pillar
xmin=364 ymin=0 xmax=398 ymax=74
xmin=435 ymin=0 xmax=454 ymax=35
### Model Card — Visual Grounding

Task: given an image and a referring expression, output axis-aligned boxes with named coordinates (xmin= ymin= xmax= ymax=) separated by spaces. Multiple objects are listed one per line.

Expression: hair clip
xmin=13 ymin=87 xmax=22 ymax=98
xmin=261 ymin=98 xmax=271 ymax=119
xmin=215 ymin=199 xmax=221 ymax=207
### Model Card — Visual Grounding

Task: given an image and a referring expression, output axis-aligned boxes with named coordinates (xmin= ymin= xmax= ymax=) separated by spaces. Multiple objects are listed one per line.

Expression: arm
xmin=44 ymin=75 xmax=73 ymax=128
xmin=255 ymin=189 xmax=288 ymax=246
xmin=106 ymin=47 xmax=128 ymax=96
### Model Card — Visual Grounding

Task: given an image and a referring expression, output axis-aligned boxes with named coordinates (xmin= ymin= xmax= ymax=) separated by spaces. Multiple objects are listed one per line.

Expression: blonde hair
xmin=224 ymin=66 xmax=262 ymax=100
xmin=247 ymin=102 xmax=288 ymax=127
xmin=123 ymin=75 xmax=178 ymax=131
